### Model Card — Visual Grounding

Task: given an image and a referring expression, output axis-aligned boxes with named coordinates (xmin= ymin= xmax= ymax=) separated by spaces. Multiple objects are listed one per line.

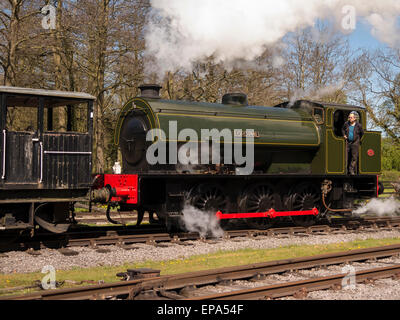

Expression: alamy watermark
xmin=41 ymin=265 xmax=56 ymax=290
xmin=341 ymin=265 xmax=356 ymax=290
xmin=146 ymin=121 xmax=255 ymax=175
xmin=341 ymin=5 xmax=357 ymax=31
xmin=41 ymin=4 xmax=56 ymax=30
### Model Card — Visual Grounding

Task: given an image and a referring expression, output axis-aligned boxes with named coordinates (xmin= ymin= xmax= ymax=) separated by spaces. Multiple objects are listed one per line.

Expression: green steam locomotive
xmin=107 ymin=84 xmax=381 ymax=229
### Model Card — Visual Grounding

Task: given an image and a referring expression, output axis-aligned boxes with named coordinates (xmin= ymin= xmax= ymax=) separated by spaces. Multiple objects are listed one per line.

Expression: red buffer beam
xmin=91 ymin=174 xmax=138 ymax=205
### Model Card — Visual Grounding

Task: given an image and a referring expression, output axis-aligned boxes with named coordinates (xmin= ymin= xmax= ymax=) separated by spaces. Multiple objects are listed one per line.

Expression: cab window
xmin=313 ymin=107 xmax=324 ymax=124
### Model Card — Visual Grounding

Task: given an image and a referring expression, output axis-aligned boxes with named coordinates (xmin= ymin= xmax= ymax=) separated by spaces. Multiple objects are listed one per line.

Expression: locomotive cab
xmin=276 ymin=100 xmax=380 ymax=176
xmin=323 ymin=104 xmax=380 ymax=176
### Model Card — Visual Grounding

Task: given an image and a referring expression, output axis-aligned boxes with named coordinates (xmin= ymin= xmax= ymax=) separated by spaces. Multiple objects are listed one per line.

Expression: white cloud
xmin=145 ymin=0 xmax=400 ymax=74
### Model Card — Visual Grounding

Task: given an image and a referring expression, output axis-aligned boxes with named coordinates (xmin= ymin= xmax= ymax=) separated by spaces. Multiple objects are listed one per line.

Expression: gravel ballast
xmin=1 ymin=229 xmax=400 ymax=274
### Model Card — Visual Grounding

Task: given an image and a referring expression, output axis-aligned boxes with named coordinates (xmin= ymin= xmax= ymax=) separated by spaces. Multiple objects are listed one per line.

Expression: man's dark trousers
xmin=346 ymin=141 xmax=359 ymax=175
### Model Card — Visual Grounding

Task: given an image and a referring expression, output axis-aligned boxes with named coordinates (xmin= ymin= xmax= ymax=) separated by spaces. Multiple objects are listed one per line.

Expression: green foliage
xmin=382 ymin=138 xmax=400 ymax=171
xmin=380 ymin=170 xmax=400 ymax=181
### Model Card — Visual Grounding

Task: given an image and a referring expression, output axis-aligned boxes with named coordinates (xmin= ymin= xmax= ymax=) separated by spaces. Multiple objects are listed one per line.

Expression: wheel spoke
xmin=247 ymin=205 xmax=259 ymax=211
xmin=189 ymin=184 xmax=228 ymax=211
xmin=248 ymin=198 xmax=260 ymax=205
xmin=241 ymin=184 xmax=276 ymax=230
xmin=290 ymin=183 xmax=320 ymax=227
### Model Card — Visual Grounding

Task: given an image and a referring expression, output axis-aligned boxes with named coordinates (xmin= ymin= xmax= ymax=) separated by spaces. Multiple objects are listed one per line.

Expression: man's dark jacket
xmin=341 ymin=121 xmax=364 ymax=145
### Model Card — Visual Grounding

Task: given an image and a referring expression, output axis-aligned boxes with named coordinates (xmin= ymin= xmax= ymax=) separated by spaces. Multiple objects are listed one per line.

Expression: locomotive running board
xmin=215 ymin=208 xmax=319 ymax=220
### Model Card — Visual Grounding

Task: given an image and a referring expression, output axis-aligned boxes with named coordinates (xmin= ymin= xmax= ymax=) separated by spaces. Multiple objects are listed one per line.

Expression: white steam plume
xmin=288 ymin=81 xmax=346 ymax=106
xmin=181 ymin=205 xmax=224 ymax=238
xmin=145 ymin=0 xmax=400 ymax=75
xmin=353 ymin=196 xmax=400 ymax=216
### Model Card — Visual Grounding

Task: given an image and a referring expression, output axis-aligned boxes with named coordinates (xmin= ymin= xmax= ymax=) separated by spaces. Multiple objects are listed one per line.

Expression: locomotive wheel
xmin=185 ymin=183 xmax=230 ymax=231
xmin=187 ymin=183 xmax=228 ymax=213
xmin=239 ymin=183 xmax=275 ymax=230
xmin=289 ymin=182 xmax=320 ymax=227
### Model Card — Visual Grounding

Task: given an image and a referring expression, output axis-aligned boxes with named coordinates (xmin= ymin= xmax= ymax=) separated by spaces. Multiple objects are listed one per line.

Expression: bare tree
xmin=66 ymin=0 xmax=150 ymax=172
xmin=160 ymin=49 xmax=281 ymax=107
xmin=282 ymin=23 xmax=353 ymax=103
xmin=351 ymin=49 xmax=400 ymax=143
xmin=0 ymin=0 xmax=45 ymax=86
xmin=2 ymin=2 xmax=386 ymax=172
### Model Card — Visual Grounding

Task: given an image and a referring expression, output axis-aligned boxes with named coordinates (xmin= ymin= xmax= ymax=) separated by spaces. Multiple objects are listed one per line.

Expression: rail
xmin=4 ymin=244 xmax=400 ymax=300
xmin=191 ymin=264 xmax=400 ymax=300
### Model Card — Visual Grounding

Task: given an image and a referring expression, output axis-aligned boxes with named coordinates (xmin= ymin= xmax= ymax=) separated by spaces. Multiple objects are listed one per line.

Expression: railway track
xmin=191 ymin=264 xmax=400 ymax=300
xmin=1 ymin=215 xmax=400 ymax=253
xmin=4 ymin=243 xmax=400 ymax=300
xmin=73 ymin=204 xmax=150 ymax=225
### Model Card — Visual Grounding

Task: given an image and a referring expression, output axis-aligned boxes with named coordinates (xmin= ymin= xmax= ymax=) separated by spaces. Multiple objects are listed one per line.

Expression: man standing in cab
xmin=342 ymin=111 xmax=364 ymax=175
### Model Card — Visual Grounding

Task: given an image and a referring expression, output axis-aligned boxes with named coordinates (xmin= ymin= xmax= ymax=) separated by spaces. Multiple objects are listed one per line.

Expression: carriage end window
xmin=44 ymin=99 xmax=88 ymax=133
xmin=5 ymin=96 xmax=38 ymax=132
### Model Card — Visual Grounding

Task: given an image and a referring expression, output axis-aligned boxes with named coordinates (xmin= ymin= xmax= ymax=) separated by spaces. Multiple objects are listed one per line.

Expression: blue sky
xmin=347 ymin=20 xmax=384 ymax=51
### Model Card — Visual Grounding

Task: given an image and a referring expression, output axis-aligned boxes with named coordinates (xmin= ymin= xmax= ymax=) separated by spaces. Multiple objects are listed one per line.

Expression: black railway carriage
xmin=0 ymin=87 xmax=95 ymax=233
xmin=93 ymin=85 xmax=382 ymax=230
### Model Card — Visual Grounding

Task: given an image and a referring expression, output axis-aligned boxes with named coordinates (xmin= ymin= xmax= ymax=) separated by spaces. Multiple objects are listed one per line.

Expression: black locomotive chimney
xmin=138 ymin=84 xmax=162 ymax=99
xmin=222 ymin=93 xmax=248 ymax=106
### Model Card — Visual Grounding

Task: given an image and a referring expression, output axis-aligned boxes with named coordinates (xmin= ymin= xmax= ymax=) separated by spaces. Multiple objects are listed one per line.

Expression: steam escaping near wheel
xmin=181 ymin=205 xmax=224 ymax=238
xmin=352 ymin=196 xmax=400 ymax=217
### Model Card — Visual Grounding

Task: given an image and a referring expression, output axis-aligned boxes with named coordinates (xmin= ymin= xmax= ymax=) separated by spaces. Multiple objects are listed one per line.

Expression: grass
xmin=2 ymin=237 xmax=400 ymax=297
xmin=380 ymin=170 xmax=400 ymax=181
xmin=378 ymin=187 xmax=395 ymax=198
xmin=377 ymin=171 xmax=398 ymax=198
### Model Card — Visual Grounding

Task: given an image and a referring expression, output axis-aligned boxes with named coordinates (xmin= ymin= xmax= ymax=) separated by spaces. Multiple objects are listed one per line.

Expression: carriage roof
xmin=0 ymin=86 xmax=96 ymax=101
